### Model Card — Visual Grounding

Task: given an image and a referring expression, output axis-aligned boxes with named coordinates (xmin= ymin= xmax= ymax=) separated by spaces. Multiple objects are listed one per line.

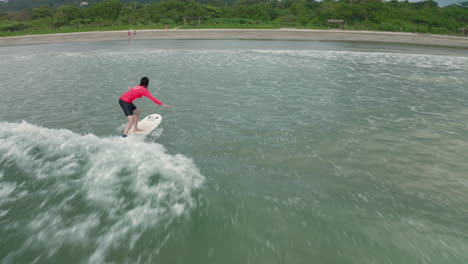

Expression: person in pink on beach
xmin=119 ymin=77 xmax=170 ymax=137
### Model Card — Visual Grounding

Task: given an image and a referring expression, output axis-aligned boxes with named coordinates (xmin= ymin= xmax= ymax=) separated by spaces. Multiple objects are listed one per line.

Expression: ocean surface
xmin=1 ymin=40 xmax=468 ymax=264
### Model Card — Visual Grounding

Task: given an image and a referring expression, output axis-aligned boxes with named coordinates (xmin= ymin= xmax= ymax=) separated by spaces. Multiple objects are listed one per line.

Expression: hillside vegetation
xmin=0 ymin=0 xmax=467 ymax=36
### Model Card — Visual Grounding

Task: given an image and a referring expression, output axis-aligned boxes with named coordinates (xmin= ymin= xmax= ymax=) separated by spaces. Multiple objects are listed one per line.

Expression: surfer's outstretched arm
xmin=144 ymin=90 xmax=171 ymax=108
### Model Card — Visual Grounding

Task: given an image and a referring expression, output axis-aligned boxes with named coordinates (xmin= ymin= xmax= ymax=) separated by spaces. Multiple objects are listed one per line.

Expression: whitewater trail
xmin=0 ymin=121 xmax=205 ymax=264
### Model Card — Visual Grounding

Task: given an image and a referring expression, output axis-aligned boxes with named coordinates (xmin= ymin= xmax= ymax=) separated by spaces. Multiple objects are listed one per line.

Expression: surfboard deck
xmin=128 ymin=114 xmax=162 ymax=136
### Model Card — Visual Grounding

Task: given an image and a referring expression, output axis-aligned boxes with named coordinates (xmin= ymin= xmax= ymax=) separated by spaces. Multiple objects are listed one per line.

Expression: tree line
xmin=0 ymin=0 xmax=467 ymax=35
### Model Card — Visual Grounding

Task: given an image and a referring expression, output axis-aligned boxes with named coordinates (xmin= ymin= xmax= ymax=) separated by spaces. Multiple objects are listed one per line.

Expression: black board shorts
xmin=119 ymin=99 xmax=137 ymax=116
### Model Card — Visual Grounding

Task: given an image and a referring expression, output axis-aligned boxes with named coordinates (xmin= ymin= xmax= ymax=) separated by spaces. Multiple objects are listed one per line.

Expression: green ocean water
xmin=1 ymin=40 xmax=468 ymax=264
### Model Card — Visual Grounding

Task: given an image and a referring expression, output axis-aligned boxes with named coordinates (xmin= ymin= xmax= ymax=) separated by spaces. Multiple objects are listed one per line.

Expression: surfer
xmin=119 ymin=77 xmax=170 ymax=137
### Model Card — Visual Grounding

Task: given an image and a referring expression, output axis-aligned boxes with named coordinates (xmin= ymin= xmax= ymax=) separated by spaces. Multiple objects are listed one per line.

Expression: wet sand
xmin=0 ymin=29 xmax=467 ymax=48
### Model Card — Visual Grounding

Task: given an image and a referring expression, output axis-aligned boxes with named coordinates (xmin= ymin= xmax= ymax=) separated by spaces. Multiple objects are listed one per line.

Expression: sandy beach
xmin=0 ymin=28 xmax=467 ymax=48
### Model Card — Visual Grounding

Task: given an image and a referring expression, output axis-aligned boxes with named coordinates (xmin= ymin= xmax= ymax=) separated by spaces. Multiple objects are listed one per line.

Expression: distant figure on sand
xmin=118 ymin=77 xmax=170 ymax=137
xmin=127 ymin=30 xmax=131 ymax=39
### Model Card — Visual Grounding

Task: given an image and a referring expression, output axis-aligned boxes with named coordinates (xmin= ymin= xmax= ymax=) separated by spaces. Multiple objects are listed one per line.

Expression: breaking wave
xmin=0 ymin=121 xmax=205 ymax=263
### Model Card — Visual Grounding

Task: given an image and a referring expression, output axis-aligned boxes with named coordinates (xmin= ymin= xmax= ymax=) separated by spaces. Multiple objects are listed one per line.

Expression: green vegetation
xmin=180 ymin=23 xmax=280 ymax=29
xmin=0 ymin=0 xmax=467 ymax=37
xmin=0 ymin=24 xmax=169 ymax=37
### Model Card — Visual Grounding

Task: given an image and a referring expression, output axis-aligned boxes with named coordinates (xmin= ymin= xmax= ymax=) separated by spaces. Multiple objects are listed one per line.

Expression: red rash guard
xmin=120 ymin=86 xmax=162 ymax=105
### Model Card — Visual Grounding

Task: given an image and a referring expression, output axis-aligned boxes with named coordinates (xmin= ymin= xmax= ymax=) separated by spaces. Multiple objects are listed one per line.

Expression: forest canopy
xmin=0 ymin=0 xmax=467 ymax=35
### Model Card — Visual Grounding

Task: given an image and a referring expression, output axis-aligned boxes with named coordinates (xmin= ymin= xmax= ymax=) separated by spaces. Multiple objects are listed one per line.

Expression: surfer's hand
xmin=162 ymin=104 xmax=171 ymax=108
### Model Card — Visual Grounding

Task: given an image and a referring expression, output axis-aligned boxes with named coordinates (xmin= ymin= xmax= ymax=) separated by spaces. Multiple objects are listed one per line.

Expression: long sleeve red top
xmin=120 ymin=86 xmax=162 ymax=105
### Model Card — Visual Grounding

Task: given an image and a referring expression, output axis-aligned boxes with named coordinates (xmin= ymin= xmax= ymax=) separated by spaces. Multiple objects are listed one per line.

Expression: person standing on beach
xmin=128 ymin=30 xmax=131 ymax=39
xmin=118 ymin=77 xmax=170 ymax=137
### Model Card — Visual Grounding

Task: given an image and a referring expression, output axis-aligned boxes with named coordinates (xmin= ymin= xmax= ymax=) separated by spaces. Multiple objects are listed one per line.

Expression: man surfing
xmin=119 ymin=77 xmax=170 ymax=137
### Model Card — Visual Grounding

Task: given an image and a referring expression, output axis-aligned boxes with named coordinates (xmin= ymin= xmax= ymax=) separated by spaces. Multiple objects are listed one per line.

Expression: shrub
xmin=0 ymin=22 xmax=30 ymax=32
xmin=403 ymin=23 xmax=429 ymax=33
xmin=375 ymin=22 xmax=401 ymax=31
xmin=159 ymin=18 xmax=176 ymax=25
xmin=275 ymin=15 xmax=297 ymax=25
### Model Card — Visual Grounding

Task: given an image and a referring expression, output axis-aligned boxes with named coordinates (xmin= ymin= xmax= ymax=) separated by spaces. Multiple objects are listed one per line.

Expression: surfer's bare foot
xmin=134 ymin=128 xmax=144 ymax=132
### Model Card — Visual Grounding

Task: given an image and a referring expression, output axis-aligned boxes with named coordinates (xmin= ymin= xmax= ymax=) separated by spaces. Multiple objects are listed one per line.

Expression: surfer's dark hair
xmin=140 ymin=77 xmax=149 ymax=88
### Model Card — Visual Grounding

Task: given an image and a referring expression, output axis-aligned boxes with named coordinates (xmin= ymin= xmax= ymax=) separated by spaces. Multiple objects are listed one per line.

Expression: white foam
xmin=250 ymin=49 xmax=468 ymax=70
xmin=0 ymin=209 xmax=8 ymax=217
xmin=0 ymin=121 xmax=205 ymax=263
xmin=0 ymin=182 xmax=16 ymax=198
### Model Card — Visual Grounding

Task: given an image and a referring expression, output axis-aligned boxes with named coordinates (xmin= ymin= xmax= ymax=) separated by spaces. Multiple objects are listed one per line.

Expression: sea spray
xmin=0 ymin=121 xmax=205 ymax=263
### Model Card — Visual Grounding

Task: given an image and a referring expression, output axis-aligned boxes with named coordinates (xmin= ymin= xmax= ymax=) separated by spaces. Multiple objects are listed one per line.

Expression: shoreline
xmin=1 ymin=29 xmax=467 ymax=48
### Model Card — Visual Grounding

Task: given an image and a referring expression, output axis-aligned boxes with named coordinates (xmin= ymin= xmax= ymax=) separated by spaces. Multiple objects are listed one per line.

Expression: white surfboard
xmin=128 ymin=114 xmax=162 ymax=136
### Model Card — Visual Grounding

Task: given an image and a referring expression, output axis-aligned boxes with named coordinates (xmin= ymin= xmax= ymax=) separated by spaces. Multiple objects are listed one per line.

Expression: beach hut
xmin=460 ymin=28 xmax=468 ymax=37
xmin=183 ymin=17 xmax=204 ymax=26
xmin=327 ymin=19 xmax=346 ymax=30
